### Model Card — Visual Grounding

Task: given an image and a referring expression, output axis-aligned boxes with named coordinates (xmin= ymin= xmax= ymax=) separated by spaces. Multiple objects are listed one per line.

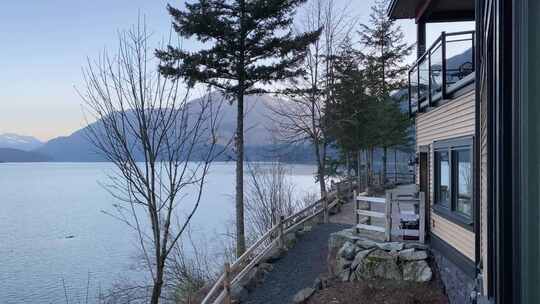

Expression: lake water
xmin=0 ymin=162 xmax=318 ymax=304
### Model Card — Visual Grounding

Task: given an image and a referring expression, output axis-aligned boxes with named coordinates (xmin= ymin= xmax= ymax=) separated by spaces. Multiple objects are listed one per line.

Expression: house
xmin=388 ymin=0 xmax=538 ymax=303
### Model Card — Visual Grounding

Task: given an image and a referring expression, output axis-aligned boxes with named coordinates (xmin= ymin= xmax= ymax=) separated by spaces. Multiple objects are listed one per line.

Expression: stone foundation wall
xmin=432 ymin=249 xmax=475 ymax=304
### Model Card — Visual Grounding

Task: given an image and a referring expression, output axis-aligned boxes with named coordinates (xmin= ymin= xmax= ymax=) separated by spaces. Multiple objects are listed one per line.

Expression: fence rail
xmin=201 ymin=178 xmax=355 ymax=304
xmin=354 ymin=189 xmax=426 ymax=243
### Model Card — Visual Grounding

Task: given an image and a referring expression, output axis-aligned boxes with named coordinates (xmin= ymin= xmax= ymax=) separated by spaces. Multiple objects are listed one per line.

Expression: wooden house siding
xmin=416 ymin=90 xmax=476 ymax=261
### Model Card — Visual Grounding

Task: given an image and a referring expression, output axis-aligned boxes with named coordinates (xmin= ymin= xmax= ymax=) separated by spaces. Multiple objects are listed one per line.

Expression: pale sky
xmin=0 ymin=1 xmax=473 ymax=141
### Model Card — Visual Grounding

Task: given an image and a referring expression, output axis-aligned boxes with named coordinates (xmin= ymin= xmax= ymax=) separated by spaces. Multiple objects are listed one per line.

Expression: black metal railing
xmin=408 ymin=31 xmax=475 ymax=116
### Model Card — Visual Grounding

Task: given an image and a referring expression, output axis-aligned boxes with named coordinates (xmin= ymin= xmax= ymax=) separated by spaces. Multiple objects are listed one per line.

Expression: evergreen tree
xmin=157 ymin=0 xmax=320 ymax=257
xmin=359 ymin=0 xmax=413 ymax=99
xmin=358 ymin=0 xmax=413 ymax=181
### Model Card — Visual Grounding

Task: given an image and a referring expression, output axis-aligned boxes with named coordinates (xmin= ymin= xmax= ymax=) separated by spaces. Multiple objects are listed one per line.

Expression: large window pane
xmin=456 ymin=149 xmax=472 ymax=217
xmin=437 ymin=150 xmax=450 ymax=206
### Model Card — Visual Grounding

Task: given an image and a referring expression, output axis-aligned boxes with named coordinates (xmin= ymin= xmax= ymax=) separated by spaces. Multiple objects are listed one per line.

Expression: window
xmin=433 ymin=137 xmax=473 ymax=227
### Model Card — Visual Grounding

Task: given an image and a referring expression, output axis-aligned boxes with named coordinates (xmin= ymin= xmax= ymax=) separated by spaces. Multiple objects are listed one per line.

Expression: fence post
xmin=323 ymin=196 xmax=329 ymax=224
xmin=385 ymin=192 xmax=392 ymax=242
xmin=223 ymin=262 xmax=231 ymax=304
xmin=278 ymin=215 xmax=284 ymax=248
xmin=354 ymin=190 xmax=359 ymax=234
xmin=419 ymin=192 xmax=426 ymax=243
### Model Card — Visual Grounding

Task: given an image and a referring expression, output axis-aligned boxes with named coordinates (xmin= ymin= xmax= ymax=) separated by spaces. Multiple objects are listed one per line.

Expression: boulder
xmin=263 ymin=246 xmax=286 ymax=263
xmin=402 ymin=260 xmax=432 ymax=282
xmin=355 ymin=249 xmax=402 ymax=281
xmin=398 ymin=248 xmax=428 ymax=261
xmin=285 ymin=233 xmax=297 ymax=249
xmin=356 ymin=239 xmax=378 ymax=249
xmin=338 ymin=267 xmax=351 ymax=282
xmin=404 ymin=242 xmax=429 ymax=250
xmin=338 ymin=241 xmax=357 ymax=260
xmin=258 ymin=262 xmax=274 ymax=273
xmin=351 ymin=249 xmax=373 ymax=270
xmin=376 ymin=242 xmax=404 ymax=252
xmin=230 ymin=283 xmax=249 ymax=302
xmin=293 ymin=287 xmax=315 ymax=303
xmin=336 ymin=255 xmax=352 ymax=271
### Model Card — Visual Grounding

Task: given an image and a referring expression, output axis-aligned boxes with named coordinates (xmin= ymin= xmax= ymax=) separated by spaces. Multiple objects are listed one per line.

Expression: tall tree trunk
xmin=394 ymin=149 xmax=398 ymax=184
xmin=151 ymin=259 xmax=165 ymax=304
xmin=235 ymin=93 xmax=246 ymax=257
xmin=356 ymin=150 xmax=361 ymax=190
xmin=235 ymin=0 xmax=246 ymax=258
xmin=369 ymin=147 xmax=374 ymax=185
xmin=382 ymin=146 xmax=387 ymax=184
xmin=313 ymin=137 xmax=326 ymax=198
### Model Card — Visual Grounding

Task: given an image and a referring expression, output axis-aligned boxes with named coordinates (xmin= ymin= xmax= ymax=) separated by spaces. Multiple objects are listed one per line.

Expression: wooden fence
xmin=201 ymin=178 xmax=355 ymax=304
xmin=354 ymin=190 xmax=426 ymax=243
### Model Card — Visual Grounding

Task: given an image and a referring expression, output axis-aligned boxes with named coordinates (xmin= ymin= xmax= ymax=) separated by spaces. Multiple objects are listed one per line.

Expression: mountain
xmin=0 ymin=133 xmax=43 ymax=151
xmin=0 ymin=148 xmax=50 ymax=163
xmin=35 ymin=94 xmax=316 ymax=162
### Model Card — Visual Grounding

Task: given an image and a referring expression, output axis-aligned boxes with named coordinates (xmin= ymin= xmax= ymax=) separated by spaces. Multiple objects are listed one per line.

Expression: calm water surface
xmin=0 ymin=162 xmax=318 ymax=304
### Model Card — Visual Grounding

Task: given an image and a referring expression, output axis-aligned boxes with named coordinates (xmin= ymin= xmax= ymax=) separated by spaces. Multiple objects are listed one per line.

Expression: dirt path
xmin=242 ymin=223 xmax=350 ymax=304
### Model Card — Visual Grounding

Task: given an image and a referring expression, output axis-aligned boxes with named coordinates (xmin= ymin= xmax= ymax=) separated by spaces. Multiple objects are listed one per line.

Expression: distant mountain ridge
xmin=0 ymin=133 xmax=43 ymax=151
xmin=0 ymin=148 xmax=50 ymax=163
xmin=32 ymin=94 xmax=317 ymax=162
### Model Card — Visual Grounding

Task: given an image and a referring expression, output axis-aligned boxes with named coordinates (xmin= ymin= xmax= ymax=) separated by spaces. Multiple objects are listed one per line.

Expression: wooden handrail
xmin=201 ymin=179 xmax=356 ymax=304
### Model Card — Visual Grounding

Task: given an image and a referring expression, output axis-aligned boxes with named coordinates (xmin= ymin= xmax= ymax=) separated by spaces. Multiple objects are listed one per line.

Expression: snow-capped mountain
xmin=0 ymin=133 xmax=43 ymax=151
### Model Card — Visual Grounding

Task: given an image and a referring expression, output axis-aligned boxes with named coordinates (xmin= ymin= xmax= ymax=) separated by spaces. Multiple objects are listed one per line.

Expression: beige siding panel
xmin=431 ymin=213 xmax=476 ymax=261
xmin=416 ymin=90 xmax=476 ymax=261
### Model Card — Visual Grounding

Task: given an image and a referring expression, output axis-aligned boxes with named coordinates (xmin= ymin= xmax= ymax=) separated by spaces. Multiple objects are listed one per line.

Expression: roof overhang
xmin=387 ymin=0 xmax=474 ymax=23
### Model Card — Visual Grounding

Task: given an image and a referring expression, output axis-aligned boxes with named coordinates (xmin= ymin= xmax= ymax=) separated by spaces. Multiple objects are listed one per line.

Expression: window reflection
xmin=457 ymin=149 xmax=472 ymax=216
xmin=438 ymin=151 xmax=450 ymax=206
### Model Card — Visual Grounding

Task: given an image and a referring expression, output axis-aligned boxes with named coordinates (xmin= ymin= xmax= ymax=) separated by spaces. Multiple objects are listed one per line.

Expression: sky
xmin=0 ymin=0 xmax=474 ymax=141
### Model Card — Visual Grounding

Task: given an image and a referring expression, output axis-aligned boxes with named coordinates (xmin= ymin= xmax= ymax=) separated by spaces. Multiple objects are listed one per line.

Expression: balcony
xmin=408 ymin=31 xmax=475 ymax=115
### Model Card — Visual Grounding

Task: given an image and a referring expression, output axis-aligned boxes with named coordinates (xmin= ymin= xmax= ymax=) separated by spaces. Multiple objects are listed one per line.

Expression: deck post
xmin=323 ymin=196 xmax=329 ymax=223
xmin=223 ymin=262 xmax=231 ymax=304
xmin=385 ymin=192 xmax=392 ymax=242
xmin=419 ymin=192 xmax=426 ymax=243
xmin=354 ymin=190 xmax=359 ymax=234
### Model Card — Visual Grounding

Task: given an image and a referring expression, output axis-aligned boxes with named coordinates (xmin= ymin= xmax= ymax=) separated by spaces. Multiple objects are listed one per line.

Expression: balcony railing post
xmin=441 ymin=31 xmax=447 ymax=99
xmin=428 ymin=49 xmax=432 ymax=107
xmin=408 ymin=69 xmax=412 ymax=117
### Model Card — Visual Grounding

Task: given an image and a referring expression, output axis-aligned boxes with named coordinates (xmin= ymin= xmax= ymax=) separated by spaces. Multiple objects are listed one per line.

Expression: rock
xmin=258 ymin=262 xmax=274 ymax=273
xmin=404 ymin=242 xmax=429 ymax=250
xmin=239 ymin=267 xmax=261 ymax=291
xmin=403 ymin=260 xmax=433 ymax=282
xmin=351 ymin=249 xmax=373 ymax=270
xmin=285 ymin=233 xmax=297 ymax=249
xmin=230 ymin=283 xmax=249 ymax=302
xmin=355 ymin=249 xmax=402 ymax=281
xmin=356 ymin=238 xmax=378 ymax=249
xmin=398 ymin=248 xmax=428 ymax=261
xmin=338 ymin=267 xmax=351 ymax=282
xmin=263 ymin=246 xmax=286 ymax=263
xmin=376 ymin=242 xmax=404 ymax=252
xmin=313 ymin=277 xmax=323 ymax=290
xmin=328 ymin=229 xmax=361 ymax=252
xmin=293 ymin=287 xmax=315 ymax=303
xmin=338 ymin=241 xmax=357 ymax=260
xmin=336 ymin=256 xmax=352 ymax=270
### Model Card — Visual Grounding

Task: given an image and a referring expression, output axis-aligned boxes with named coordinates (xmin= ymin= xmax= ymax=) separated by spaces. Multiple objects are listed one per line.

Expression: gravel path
xmin=243 ymin=223 xmax=349 ymax=304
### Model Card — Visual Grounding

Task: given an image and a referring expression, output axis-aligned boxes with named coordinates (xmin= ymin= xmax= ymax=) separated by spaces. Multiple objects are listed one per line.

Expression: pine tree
xmin=359 ymin=0 xmax=413 ymax=99
xmin=358 ymin=0 xmax=413 ymax=181
xmin=156 ymin=0 xmax=320 ymax=258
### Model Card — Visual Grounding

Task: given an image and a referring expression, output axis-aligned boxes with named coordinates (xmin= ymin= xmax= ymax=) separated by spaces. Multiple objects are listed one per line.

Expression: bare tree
xmin=80 ymin=21 xmax=225 ymax=304
xmin=270 ymin=0 xmax=356 ymax=201
xmin=244 ymin=162 xmax=300 ymax=239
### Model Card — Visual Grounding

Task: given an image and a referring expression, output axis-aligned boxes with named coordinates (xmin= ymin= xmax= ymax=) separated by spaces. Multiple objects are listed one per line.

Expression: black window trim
xmin=433 ymin=136 xmax=475 ymax=231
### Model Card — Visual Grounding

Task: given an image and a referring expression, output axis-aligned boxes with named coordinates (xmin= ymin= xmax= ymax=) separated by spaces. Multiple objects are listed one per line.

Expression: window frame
xmin=433 ymin=136 xmax=474 ymax=230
